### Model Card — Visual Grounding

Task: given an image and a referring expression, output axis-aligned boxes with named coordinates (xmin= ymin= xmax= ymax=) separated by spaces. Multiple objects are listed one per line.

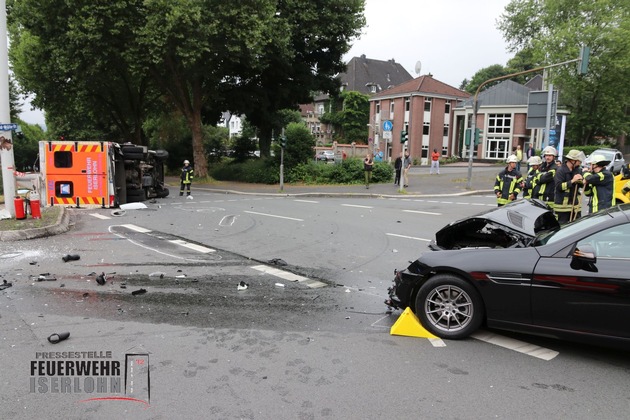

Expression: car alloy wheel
xmin=415 ymin=274 xmax=484 ymax=339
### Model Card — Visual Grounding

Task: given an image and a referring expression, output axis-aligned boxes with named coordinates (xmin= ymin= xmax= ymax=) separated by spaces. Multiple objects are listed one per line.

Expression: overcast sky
xmin=344 ymin=0 xmax=514 ymax=88
xmin=19 ymin=0 xmax=514 ymax=127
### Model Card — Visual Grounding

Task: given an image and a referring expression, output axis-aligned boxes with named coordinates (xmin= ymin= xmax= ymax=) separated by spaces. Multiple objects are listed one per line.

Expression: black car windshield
xmin=534 ymin=210 xmax=616 ymax=246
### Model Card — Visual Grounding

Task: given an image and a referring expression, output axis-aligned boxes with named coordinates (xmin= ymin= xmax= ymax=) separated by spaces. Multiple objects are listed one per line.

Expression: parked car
xmin=386 ymin=199 xmax=630 ymax=349
xmin=315 ymin=150 xmax=335 ymax=161
xmin=583 ymin=148 xmax=626 ymax=174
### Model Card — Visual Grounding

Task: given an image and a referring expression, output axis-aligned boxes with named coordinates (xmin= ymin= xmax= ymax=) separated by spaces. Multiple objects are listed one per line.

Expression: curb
xmin=0 ymin=206 xmax=71 ymax=242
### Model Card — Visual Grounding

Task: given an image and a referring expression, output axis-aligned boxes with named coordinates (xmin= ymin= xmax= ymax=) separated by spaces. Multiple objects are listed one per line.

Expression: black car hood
xmin=433 ymin=199 xmax=559 ymax=250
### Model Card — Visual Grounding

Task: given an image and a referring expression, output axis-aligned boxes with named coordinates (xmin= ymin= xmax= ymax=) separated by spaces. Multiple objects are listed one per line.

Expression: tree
xmin=275 ymin=122 xmax=315 ymax=170
xmin=8 ymin=0 xmax=159 ymax=145
xmin=497 ymin=0 xmax=630 ymax=144
xmin=320 ymin=91 xmax=369 ymax=143
xmin=463 ymin=64 xmax=510 ymax=94
xmin=233 ymin=0 xmax=366 ymax=157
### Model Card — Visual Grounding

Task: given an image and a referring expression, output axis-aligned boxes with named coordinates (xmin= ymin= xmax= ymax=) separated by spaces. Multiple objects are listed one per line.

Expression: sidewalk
xmin=1 ymin=162 xmax=496 ymax=241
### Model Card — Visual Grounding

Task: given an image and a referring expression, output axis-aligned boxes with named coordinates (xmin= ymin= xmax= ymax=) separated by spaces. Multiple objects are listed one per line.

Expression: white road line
xmin=471 ymin=331 xmax=559 ymax=360
xmin=403 ymin=210 xmax=442 ymax=216
xmin=428 ymin=338 xmax=447 ymax=347
xmin=250 ymin=264 xmax=327 ymax=288
xmin=89 ymin=213 xmax=111 ymax=220
xmin=386 ymin=233 xmax=431 ymax=242
xmin=168 ymin=239 xmax=215 ymax=253
xmin=294 ymin=199 xmax=319 ymax=203
xmin=120 ymin=224 xmax=152 ymax=233
xmin=341 ymin=204 xmax=373 ymax=209
xmin=244 ymin=210 xmax=304 ymax=221
xmin=219 ymin=215 xmax=237 ymax=226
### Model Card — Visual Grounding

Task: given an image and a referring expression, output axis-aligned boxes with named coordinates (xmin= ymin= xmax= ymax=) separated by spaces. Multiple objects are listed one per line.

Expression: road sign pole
xmin=543 ymin=84 xmax=554 ymax=148
xmin=0 ymin=0 xmax=16 ymax=217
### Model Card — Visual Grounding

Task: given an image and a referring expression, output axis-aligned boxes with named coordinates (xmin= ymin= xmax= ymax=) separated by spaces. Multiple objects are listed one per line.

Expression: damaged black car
xmin=387 ymin=199 xmax=630 ymax=349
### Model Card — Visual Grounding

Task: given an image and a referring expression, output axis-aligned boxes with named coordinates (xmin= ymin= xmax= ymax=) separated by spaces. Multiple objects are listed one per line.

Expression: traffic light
xmin=400 ymin=130 xmax=408 ymax=144
xmin=464 ymin=128 xmax=482 ymax=146
xmin=578 ymin=45 xmax=590 ymax=75
xmin=281 ymin=135 xmax=287 ymax=148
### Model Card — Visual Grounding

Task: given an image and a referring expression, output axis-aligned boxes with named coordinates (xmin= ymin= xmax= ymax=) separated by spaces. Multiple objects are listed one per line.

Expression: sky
xmin=344 ymin=0 xmax=514 ymax=88
xmin=18 ymin=0 xmax=514 ymax=127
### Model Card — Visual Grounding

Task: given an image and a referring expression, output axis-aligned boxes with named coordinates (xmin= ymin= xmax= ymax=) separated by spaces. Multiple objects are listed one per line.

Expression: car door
xmin=531 ymin=223 xmax=630 ymax=338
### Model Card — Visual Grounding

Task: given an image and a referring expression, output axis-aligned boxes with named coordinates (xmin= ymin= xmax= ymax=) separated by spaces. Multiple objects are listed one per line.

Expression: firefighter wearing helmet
xmin=494 ymin=154 xmax=523 ymax=206
xmin=532 ymin=146 xmax=558 ymax=208
xmin=554 ymin=149 xmax=586 ymax=224
xmin=583 ymin=154 xmax=614 ymax=213
xmin=523 ymin=155 xmax=542 ymax=199
xmin=180 ymin=159 xmax=194 ymax=197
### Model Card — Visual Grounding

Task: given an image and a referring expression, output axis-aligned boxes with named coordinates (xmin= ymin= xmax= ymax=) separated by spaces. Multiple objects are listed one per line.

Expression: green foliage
xmin=463 ymin=64 xmax=510 ymax=94
xmin=320 ymin=91 xmax=369 ymax=143
xmin=498 ymin=0 xmax=630 ymax=144
xmin=231 ymin=118 xmax=258 ymax=162
xmin=211 ymin=158 xmax=279 ymax=184
xmin=13 ymin=119 xmax=47 ymax=171
xmin=273 ymin=122 xmax=315 ymax=170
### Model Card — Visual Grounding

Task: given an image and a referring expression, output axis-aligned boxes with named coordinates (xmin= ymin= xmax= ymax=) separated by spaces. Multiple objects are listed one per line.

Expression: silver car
xmin=586 ymin=148 xmax=626 ymax=174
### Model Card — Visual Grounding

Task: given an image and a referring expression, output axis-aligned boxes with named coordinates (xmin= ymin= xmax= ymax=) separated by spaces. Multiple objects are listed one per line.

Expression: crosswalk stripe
xmin=250 ymin=264 xmax=327 ymax=288
xmin=89 ymin=213 xmax=111 ymax=220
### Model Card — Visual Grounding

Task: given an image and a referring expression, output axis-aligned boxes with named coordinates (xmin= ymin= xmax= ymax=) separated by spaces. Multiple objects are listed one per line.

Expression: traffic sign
xmin=382 ymin=120 xmax=393 ymax=131
xmin=0 ymin=123 xmax=17 ymax=131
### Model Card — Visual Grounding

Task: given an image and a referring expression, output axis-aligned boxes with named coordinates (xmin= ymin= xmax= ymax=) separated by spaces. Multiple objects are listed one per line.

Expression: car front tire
xmin=415 ymin=274 xmax=484 ymax=339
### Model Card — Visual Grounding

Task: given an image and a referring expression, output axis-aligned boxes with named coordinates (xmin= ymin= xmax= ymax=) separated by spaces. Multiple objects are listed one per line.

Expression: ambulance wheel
xmin=156 ymin=187 xmax=169 ymax=198
xmin=126 ymin=188 xmax=146 ymax=203
xmin=121 ymin=146 xmax=144 ymax=160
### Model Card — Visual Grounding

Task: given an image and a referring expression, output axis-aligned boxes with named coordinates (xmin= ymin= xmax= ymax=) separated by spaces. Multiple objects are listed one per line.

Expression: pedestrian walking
xmin=494 ymin=155 xmax=523 ymax=206
xmin=180 ymin=159 xmax=194 ymax=197
xmin=430 ymin=148 xmax=440 ymax=175
xmin=583 ymin=154 xmax=614 ymax=213
xmin=363 ymin=153 xmax=374 ymax=189
xmin=554 ymin=149 xmax=585 ymax=224
xmin=515 ymin=144 xmax=523 ymax=172
xmin=402 ymin=150 xmax=412 ymax=187
xmin=394 ymin=152 xmax=403 ymax=185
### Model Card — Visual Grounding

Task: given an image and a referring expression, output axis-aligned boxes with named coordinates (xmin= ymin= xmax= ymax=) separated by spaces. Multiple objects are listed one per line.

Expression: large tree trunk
xmin=190 ymin=110 xmax=208 ymax=178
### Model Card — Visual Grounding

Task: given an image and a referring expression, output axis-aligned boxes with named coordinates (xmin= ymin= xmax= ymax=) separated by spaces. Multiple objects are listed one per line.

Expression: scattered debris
xmin=175 ymin=274 xmax=186 ymax=278
xmin=37 ymin=274 xmax=57 ymax=282
xmin=274 ymin=283 xmax=285 ymax=288
xmin=149 ymin=272 xmax=166 ymax=278
xmin=62 ymin=254 xmax=80 ymax=262
xmin=187 ymin=195 xmax=193 ymax=200
xmin=60 ymin=284 xmax=65 ymax=288
xmin=120 ymin=202 xmax=148 ymax=210
xmin=82 ymin=293 xmax=89 ymax=298
xmin=237 ymin=281 xmax=249 ymax=291
xmin=120 ymin=284 xmax=127 ymax=289
xmin=180 ymin=312 xmax=189 ymax=316
xmin=392 ymin=249 xmax=398 ymax=253
xmin=48 ymin=332 xmax=70 ymax=344
xmin=268 ymin=258 xmax=287 ymax=266
xmin=0 ymin=280 xmax=12 ymax=291
xmin=29 ymin=261 xmax=37 ymax=265
xmin=111 ymin=210 xmax=126 ymax=217
xmin=131 ymin=288 xmax=147 ymax=296
xmin=96 ymin=272 xmax=106 ymax=286
xmin=345 ymin=289 xmax=351 ymax=293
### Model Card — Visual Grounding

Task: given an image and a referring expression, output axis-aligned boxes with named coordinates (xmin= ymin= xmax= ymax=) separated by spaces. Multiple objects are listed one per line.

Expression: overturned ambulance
xmin=39 ymin=141 xmax=169 ymax=208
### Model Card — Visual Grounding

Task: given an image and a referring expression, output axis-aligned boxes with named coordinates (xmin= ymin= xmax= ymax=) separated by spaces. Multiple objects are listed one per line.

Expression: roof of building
xmin=458 ymin=79 xmax=532 ymax=108
xmin=370 ymin=74 xmax=470 ymax=101
xmin=340 ymin=55 xmax=413 ymax=95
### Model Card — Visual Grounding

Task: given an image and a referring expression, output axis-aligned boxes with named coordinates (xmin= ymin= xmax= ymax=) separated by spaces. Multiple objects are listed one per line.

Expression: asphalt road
xmin=1 ymin=172 xmax=629 ymax=419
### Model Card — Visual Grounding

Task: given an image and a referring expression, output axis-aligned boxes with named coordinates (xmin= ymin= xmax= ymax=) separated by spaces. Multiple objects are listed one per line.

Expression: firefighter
xmin=583 ymin=154 xmax=614 ymax=213
xmin=494 ymin=155 xmax=523 ymax=206
xmin=554 ymin=149 xmax=585 ymax=224
xmin=523 ymin=155 xmax=542 ymax=199
xmin=532 ymin=146 xmax=558 ymax=208
xmin=180 ymin=159 xmax=194 ymax=197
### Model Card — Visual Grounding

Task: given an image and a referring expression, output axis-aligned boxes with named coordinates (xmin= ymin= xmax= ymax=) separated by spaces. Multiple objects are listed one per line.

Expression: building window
xmin=390 ymin=101 xmax=395 ymax=115
xmin=423 ymin=122 xmax=430 ymax=135
xmin=376 ymin=102 xmax=380 ymax=114
xmin=443 ymin=125 xmax=449 ymax=137
xmin=370 ymin=85 xmax=377 ymax=93
xmin=445 ymin=102 xmax=450 ymax=114
xmin=486 ymin=137 xmax=511 ymax=160
xmin=405 ymin=98 xmax=410 ymax=111
xmin=488 ymin=114 xmax=512 ymax=134
xmin=317 ymin=105 xmax=325 ymax=116
xmin=424 ymin=98 xmax=432 ymax=112
xmin=421 ymin=145 xmax=428 ymax=158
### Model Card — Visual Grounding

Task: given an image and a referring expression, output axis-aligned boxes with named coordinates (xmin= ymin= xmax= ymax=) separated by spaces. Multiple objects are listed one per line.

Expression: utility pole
xmin=0 ymin=0 xmax=16 ymax=216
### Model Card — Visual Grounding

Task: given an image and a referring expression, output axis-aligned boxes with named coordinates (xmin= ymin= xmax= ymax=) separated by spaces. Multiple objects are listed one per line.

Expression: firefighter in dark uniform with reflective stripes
xmin=494 ymin=155 xmax=523 ymax=206
xmin=554 ymin=149 xmax=585 ymax=224
xmin=532 ymin=146 xmax=558 ymax=208
xmin=180 ymin=159 xmax=194 ymax=196
xmin=583 ymin=154 xmax=614 ymax=213
xmin=523 ymin=155 xmax=542 ymax=199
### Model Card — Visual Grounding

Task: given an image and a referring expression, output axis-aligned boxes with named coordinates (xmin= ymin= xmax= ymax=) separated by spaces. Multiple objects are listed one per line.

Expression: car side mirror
xmin=570 ymin=244 xmax=598 ymax=272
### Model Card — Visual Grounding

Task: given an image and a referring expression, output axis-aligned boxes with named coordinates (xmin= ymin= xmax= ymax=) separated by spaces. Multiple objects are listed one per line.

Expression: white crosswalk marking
xmin=250 ymin=265 xmax=327 ymax=288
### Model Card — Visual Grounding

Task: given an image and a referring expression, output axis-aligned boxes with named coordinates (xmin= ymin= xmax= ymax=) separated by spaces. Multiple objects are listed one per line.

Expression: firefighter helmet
xmin=565 ymin=149 xmax=585 ymax=162
xmin=527 ymin=155 xmax=542 ymax=166
xmin=184 ymin=160 xmax=190 ymax=165
xmin=506 ymin=155 xmax=519 ymax=163
xmin=542 ymin=146 xmax=557 ymax=156
xmin=588 ymin=154 xmax=611 ymax=167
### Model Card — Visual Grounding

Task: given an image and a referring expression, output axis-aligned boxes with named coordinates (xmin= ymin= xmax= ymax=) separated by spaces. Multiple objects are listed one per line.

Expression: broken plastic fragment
xmin=62 ymin=254 xmax=80 ymax=262
xmin=131 ymin=288 xmax=147 ymax=296
xmin=48 ymin=332 xmax=70 ymax=344
xmin=274 ymin=283 xmax=285 ymax=288
xmin=237 ymin=281 xmax=249 ymax=291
